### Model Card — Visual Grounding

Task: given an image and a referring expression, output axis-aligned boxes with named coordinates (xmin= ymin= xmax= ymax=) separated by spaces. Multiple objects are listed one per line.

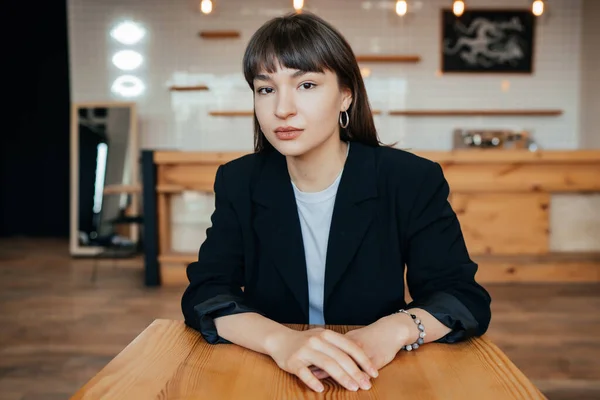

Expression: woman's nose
xmin=274 ymin=90 xmax=297 ymax=119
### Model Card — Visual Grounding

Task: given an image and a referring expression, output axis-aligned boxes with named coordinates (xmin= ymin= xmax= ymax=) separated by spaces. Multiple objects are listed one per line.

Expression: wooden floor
xmin=0 ymin=239 xmax=599 ymax=400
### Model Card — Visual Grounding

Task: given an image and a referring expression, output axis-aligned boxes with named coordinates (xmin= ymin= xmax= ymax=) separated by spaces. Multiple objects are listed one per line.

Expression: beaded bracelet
xmin=395 ymin=309 xmax=426 ymax=351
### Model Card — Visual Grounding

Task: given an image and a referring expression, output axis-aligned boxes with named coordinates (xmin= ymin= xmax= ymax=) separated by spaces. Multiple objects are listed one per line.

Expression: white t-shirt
xmin=291 ymin=144 xmax=348 ymax=325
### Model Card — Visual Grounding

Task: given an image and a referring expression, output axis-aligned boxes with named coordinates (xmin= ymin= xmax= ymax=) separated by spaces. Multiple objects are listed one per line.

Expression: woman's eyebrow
xmin=254 ymin=70 xmax=316 ymax=82
xmin=254 ymin=74 xmax=272 ymax=82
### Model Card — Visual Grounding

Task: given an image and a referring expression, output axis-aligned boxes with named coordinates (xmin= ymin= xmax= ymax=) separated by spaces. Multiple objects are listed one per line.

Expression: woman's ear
xmin=341 ymin=87 xmax=353 ymax=111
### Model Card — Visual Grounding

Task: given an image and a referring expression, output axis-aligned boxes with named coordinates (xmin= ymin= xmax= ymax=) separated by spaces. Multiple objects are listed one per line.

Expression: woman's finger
xmin=306 ymin=349 xmax=362 ymax=391
xmin=320 ymin=330 xmax=379 ymax=378
xmin=297 ymin=366 xmax=325 ymax=393
xmin=309 ymin=366 xmax=330 ymax=379
xmin=309 ymin=337 xmax=372 ymax=390
xmin=314 ymin=369 xmax=330 ymax=380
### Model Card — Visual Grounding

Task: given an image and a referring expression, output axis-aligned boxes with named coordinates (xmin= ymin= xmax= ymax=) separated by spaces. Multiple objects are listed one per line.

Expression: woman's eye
xmin=300 ymin=82 xmax=316 ymax=90
xmin=257 ymin=87 xmax=274 ymax=94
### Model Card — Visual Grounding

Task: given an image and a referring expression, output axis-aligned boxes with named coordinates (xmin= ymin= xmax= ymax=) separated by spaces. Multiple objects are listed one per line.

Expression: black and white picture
xmin=441 ymin=9 xmax=536 ymax=73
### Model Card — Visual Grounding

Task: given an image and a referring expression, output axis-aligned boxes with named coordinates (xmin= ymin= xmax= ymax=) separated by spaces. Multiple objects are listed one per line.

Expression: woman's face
xmin=253 ymin=65 xmax=352 ymax=157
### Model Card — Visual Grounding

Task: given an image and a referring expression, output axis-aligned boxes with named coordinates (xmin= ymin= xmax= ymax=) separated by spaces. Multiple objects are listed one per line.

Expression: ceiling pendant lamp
xmin=532 ymin=0 xmax=545 ymax=16
xmin=396 ymin=0 xmax=408 ymax=16
xmin=453 ymin=0 xmax=465 ymax=17
xmin=200 ymin=0 xmax=213 ymax=14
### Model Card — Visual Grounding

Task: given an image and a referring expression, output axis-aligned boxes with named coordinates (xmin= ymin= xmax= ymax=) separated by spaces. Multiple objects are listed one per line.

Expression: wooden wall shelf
xmin=209 ymin=111 xmax=253 ymax=117
xmin=209 ymin=110 xmax=382 ymax=117
xmin=355 ymin=55 xmax=421 ymax=63
xmin=103 ymin=184 xmax=142 ymax=195
xmin=388 ymin=109 xmax=563 ymax=117
xmin=177 ymin=108 xmax=561 ymax=117
xmin=198 ymin=30 xmax=240 ymax=39
xmin=207 ymin=109 xmax=558 ymax=118
xmin=169 ymin=85 xmax=209 ymax=92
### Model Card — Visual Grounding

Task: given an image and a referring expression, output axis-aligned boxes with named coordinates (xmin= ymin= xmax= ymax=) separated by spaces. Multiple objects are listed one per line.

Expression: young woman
xmin=182 ymin=11 xmax=491 ymax=394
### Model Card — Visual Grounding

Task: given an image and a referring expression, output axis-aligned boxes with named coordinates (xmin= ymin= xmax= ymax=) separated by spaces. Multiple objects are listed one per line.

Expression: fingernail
xmin=349 ymin=382 xmax=359 ymax=391
xmin=317 ymin=385 xmax=324 ymax=393
xmin=360 ymin=378 xmax=372 ymax=390
xmin=371 ymin=368 xmax=379 ymax=378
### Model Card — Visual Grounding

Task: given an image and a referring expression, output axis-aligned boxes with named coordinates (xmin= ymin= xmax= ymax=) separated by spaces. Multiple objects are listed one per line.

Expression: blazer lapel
xmin=324 ymin=143 xmax=378 ymax=309
xmin=250 ymin=143 xmax=379 ymax=321
xmin=251 ymin=150 xmax=309 ymax=319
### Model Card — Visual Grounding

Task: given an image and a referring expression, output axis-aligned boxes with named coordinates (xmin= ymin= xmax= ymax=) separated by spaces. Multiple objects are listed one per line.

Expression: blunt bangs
xmin=243 ymin=14 xmax=347 ymax=89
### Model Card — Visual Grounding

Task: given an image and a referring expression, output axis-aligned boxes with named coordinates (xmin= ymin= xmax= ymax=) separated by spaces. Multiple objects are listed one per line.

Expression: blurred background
xmin=1 ymin=0 xmax=599 ymax=399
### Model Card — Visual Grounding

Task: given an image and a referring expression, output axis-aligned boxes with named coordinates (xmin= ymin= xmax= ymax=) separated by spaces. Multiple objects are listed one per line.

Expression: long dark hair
xmin=242 ymin=11 xmax=381 ymax=153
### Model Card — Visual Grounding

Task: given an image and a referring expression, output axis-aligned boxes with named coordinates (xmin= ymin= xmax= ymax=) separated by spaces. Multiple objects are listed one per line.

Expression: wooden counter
xmin=141 ymin=149 xmax=600 ymax=286
xmin=71 ymin=319 xmax=546 ymax=399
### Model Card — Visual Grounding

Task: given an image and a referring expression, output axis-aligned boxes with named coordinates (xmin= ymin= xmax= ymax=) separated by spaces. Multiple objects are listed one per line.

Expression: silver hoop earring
xmin=339 ymin=110 xmax=349 ymax=129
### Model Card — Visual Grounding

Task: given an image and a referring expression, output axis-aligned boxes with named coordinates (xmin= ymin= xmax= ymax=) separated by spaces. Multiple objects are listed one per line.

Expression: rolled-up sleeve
xmin=181 ymin=165 xmax=265 ymax=344
xmin=404 ymin=161 xmax=492 ymax=343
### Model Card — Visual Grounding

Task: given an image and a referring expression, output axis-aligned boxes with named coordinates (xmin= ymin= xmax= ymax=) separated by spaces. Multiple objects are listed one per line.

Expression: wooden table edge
xmin=71 ymin=319 xmax=547 ymax=399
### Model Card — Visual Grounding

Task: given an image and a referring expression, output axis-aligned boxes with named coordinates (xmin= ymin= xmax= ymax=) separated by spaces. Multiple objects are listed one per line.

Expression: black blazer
xmin=182 ymin=142 xmax=491 ymax=344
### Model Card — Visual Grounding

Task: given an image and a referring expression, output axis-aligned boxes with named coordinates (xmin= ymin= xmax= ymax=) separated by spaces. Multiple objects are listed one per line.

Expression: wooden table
xmin=71 ymin=319 xmax=546 ymax=399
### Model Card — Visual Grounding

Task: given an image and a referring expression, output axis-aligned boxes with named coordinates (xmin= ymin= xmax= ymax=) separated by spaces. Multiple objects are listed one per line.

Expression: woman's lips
xmin=275 ymin=129 xmax=303 ymax=140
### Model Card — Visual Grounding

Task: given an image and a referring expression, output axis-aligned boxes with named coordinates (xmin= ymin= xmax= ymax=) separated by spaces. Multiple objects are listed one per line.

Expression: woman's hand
xmin=265 ymin=327 xmax=379 ymax=393
xmin=310 ymin=315 xmax=412 ymax=380
xmin=345 ymin=315 xmax=410 ymax=369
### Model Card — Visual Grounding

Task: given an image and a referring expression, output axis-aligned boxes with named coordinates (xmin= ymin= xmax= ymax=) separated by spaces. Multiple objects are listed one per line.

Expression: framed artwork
xmin=441 ymin=9 xmax=536 ymax=73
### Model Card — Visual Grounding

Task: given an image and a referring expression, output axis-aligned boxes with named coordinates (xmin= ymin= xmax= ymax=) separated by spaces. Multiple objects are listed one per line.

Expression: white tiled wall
xmin=68 ymin=0 xmax=587 ymax=151
xmin=68 ymin=0 xmax=600 ymax=254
